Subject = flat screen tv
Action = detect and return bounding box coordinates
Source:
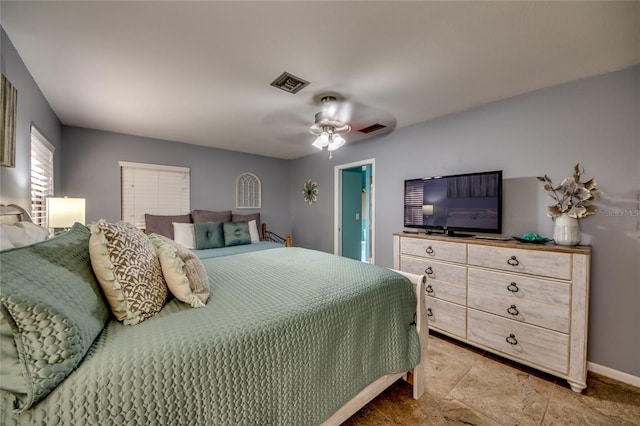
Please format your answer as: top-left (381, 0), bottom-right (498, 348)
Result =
top-left (404, 170), bottom-right (502, 236)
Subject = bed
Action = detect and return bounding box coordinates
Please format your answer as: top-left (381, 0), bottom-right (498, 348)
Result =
top-left (0, 205), bottom-right (427, 425)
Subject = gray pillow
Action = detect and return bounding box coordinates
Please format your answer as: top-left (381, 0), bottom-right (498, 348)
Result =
top-left (145, 213), bottom-right (192, 239)
top-left (232, 213), bottom-right (261, 240)
top-left (192, 209), bottom-right (232, 223)
top-left (0, 223), bottom-right (110, 411)
top-left (223, 221), bottom-right (251, 247)
top-left (194, 222), bottom-right (225, 249)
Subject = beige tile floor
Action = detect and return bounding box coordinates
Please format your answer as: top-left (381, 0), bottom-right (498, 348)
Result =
top-left (343, 332), bottom-right (640, 425)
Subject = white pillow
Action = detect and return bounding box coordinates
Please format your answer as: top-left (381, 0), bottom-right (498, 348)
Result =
top-left (172, 222), bottom-right (195, 249)
top-left (248, 220), bottom-right (260, 244)
top-left (0, 222), bottom-right (49, 250)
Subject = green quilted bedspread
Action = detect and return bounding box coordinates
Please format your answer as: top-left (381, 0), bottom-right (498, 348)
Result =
top-left (2, 247), bottom-right (420, 425)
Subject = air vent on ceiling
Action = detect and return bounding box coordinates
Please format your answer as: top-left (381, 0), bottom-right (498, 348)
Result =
top-left (270, 72), bottom-right (310, 94)
top-left (358, 123), bottom-right (387, 134)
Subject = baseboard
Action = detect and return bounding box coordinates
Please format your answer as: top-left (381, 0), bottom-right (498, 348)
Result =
top-left (588, 362), bottom-right (640, 388)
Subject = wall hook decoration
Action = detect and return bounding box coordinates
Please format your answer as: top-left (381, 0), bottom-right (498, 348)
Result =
top-left (302, 180), bottom-right (318, 205)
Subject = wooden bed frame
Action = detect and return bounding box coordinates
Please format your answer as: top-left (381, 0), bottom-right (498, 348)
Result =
top-left (1, 204), bottom-right (426, 424)
top-left (0, 204), bottom-right (33, 225)
top-left (261, 223), bottom-right (292, 247)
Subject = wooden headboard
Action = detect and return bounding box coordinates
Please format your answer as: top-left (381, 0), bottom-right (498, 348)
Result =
top-left (0, 204), bottom-right (33, 225)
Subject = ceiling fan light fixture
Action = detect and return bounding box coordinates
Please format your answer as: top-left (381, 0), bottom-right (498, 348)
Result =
top-left (308, 96), bottom-right (352, 156)
top-left (328, 134), bottom-right (345, 151)
top-left (312, 137), bottom-right (325, 150)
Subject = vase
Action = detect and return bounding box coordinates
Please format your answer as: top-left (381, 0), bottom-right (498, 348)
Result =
top-left (553, 213), bottom-right (581, 246)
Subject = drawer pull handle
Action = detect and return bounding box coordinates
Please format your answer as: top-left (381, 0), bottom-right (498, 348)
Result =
top-left (507, 256), bottom-right (520, 266)
top-left (425, 246), bottom-right (435, 255)
top-left (424, 267), bottom-right (435, 277)
top-left (507, 305), bottom-right (519, 316)
top-left (426, 308), bottom-right (434, 318)
top-left (506, 334), bottom-right (518, 345)
top-left (426, 284), bottom-right (434, 294)
top-left (507, 282), bottom-right (519, 293)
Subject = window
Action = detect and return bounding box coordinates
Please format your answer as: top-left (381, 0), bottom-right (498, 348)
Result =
top-left (120, 161), bottom-right (190, 228)
top-left (236, 172), bottom-right (261, 209)
top-left (30, 126), bottom-right (55, 226)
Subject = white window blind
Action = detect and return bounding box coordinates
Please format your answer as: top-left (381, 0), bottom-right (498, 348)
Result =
top-left (120, 161), bottom-right (190, 228)
top-left (404, 179), bottom-right (424, 226)
top-left (236, 172), bottom-right (261, 209)
top-left (30, 126), bottom-right (55, 226)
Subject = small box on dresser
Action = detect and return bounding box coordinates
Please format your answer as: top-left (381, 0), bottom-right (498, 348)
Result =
top-left (393, 232), bottom-right (591, 392)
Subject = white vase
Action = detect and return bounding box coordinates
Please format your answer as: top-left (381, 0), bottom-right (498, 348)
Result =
top-left (553, 213), bottom-right (581, 246)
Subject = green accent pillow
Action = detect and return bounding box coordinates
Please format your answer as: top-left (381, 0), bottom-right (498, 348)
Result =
top-left (193, 222), bottom-right (225, 249)
top-left (223, 221), bottom-right (251, 247)
top-left (0, 223), bottom-right (110, 411)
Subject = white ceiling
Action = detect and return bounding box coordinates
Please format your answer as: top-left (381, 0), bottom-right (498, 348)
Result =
top-left (1, 1), bottom-right (638, 160)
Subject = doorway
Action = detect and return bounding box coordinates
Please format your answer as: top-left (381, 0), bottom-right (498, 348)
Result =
top-left (334, 159), bottom-right (374, 263)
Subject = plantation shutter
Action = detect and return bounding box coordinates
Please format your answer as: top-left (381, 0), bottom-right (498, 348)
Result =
top-left (120, 161), bottom-right (190, 228)
top-left (30, 126), bottom-right (55, 226)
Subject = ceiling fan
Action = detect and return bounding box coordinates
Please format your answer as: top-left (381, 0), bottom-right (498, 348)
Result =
top-left (308, 95), bottom-right (352, 157)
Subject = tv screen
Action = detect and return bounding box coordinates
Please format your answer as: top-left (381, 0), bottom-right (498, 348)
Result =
top-left (404, 170), bottom-right (502, 235)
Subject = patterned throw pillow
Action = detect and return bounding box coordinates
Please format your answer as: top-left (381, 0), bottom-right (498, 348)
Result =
top-left (223, 221), bottom-right (251, 247)
top-left (89, 220), bottom-right (168, 325)
top-left (148, 234), bottom-right (210, 307)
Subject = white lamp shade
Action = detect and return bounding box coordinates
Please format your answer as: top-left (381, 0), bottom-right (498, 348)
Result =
top-left (312, 137), bottom-right (325, 150)
top-left (328, 134), bottom-right (345, 151)
top-left (46, 197), bottom-right (86, 228)
top-left (422, 204), bottom-right (434, 215)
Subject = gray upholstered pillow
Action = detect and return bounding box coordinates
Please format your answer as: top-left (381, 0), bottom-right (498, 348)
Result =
top-left (89, 220), bottom-right (168, 325)
top-left (192, 209), bottom-right (232, 223)
top-left (148, 234), bottom-right (210, 307)
top-left (223, 221), bottom-right (251, 247)
top-left (0, 223), bottom-right (110, 411)
top-left (144, 213), bottom-right (192, 239)
top-left (193, 222), bottom-right (225, 249)
top-left (232, 213), bottom-right (261, 239)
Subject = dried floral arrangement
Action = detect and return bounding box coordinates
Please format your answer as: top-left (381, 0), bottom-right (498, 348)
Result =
top-left (537, 164), bottom-right (600, 219)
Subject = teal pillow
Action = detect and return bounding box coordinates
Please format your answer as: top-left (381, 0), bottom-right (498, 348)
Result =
top-left (194, 222), bottom-right (225, 249)
top-left (0, 223), bottom-right (110, 411)
top-left (223, 221), bottom-right (251, 247)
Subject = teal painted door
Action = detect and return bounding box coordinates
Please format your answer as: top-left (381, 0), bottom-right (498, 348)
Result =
top-left (341, 168), bottom-right (363, 260)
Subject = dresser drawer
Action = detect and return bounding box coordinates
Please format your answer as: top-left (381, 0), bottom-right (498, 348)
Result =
top-left (425, 280), bottom-right (466, 305)
top-left (468, 289), bottom-right (569, 333)
top-left (401, 238), bottom-right (466, 263)
top-left (468, 268), bottom-right (570, 307)
top-left (468, 245), bottom-right (571, 280)
top-left (426, 298), bottom-right (466, 338)
top-left (468, 309), bottom-right (569, 374)
top-left (400, 256), bottom-right (467, 286)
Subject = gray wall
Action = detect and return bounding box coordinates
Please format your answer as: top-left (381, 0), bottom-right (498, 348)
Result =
top-left (290, 66), bottom-right (640, 377)
top-left (0, 28), bottom-right (62, 206)
top-left (61, 126), bottom-right (292, 237)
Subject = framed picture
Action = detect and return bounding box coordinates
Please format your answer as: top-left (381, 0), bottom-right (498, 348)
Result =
top-left (1, 74), bottom-right (17, 168)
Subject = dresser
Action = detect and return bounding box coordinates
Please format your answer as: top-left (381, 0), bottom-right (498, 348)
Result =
top-left (393, 233), bottom-right (591, 392)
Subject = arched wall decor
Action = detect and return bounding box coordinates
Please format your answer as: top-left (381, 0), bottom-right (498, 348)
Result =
top-left (236, 172), bottom-right (261, 209)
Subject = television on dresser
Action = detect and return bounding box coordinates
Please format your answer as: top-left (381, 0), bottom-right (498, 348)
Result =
top-left (404, 170), bottom-right (503, 236)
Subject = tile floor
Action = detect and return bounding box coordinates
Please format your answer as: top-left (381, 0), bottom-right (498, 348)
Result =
top-left (343, 332), bottom-right (640, 425)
